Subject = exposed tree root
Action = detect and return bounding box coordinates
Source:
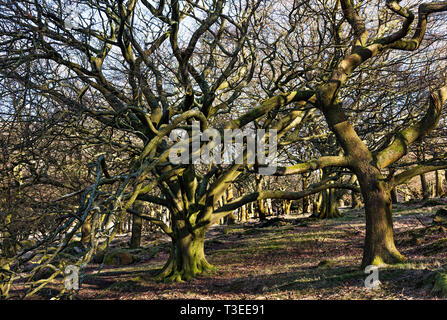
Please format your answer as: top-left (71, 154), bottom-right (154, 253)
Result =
top-left (361, 248), bottom-right (407, 268)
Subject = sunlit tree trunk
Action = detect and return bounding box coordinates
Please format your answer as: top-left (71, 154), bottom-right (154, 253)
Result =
top-left (435, 170), bottom-right (444, 197)
top-left (156, 222), bottom-right (214, 282)
top-left (239, 205), bottom-right (247, 222)
top-left (313, 170), bottom-right (342, 219)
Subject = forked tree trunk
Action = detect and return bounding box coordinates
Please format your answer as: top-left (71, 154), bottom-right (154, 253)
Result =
top-left (266, 199), bottom-right (273, 216)
top-left (155, 224), bottom-right (214, 282)
top-left (359, 175), bottom-right (406, 267)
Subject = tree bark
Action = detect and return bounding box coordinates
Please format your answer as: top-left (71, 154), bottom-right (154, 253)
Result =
top-left (130, 203), bottom-right (143, 249)
top-left (420, 173), bottom-right (430, 200)
top-left (358, 173), bottom-right (406, 267)
top-left (155, 224), bottom-right (214, 282)
top-left (240, 205), bottom-right (247, 222)
top-left (313, 187), bottom-right (342, 219)
top-left (390, 187), bottom-right (398, 204)
top-left (302, 175), bottom-right (311, 214)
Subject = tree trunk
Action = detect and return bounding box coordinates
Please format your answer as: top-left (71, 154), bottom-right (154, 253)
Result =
top-left (359, 175), bottom-right (406, 267)
top-left (249, 202), bottom-right (254, 220)
top-left (266, 198), bottom-right (273, 216)
top-left (256, 175), bottom-right (266, 221)
top-left (0, 213), bottom-right (15, 299)
top-left (420, 173), bottom-right (430, 200)
top-left (435, 170), bottom-right (444, 197)
top-left (130, 210), bottom-right (143, 249)
top-left (155, 224), bottom-right (214, 282)
top-left (313, 187), bottom-right (342, 219)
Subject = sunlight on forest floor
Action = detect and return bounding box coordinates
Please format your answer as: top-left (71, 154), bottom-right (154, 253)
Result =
top-left (16, 201), bottom-right (447, 300)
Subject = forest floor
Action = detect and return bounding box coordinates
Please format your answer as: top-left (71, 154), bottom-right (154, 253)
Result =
top-left (17, 200), bottom-right (447, 300)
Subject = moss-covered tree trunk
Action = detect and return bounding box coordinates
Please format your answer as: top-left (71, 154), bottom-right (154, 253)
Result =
top-left (155, 223), bottom-right (214, 282)
top-left (225, 184), bottom-right (236, 225)
top-left (256, 175), bottom-right (266, 221)
top-left (359, 174), bottom-right (406, 267)
top-left (312, 169), bottom-right (342, 219)
top-left (312, 193), bottom-right (322, 215)
top-left (435, 170), bottom-right (444, 197)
